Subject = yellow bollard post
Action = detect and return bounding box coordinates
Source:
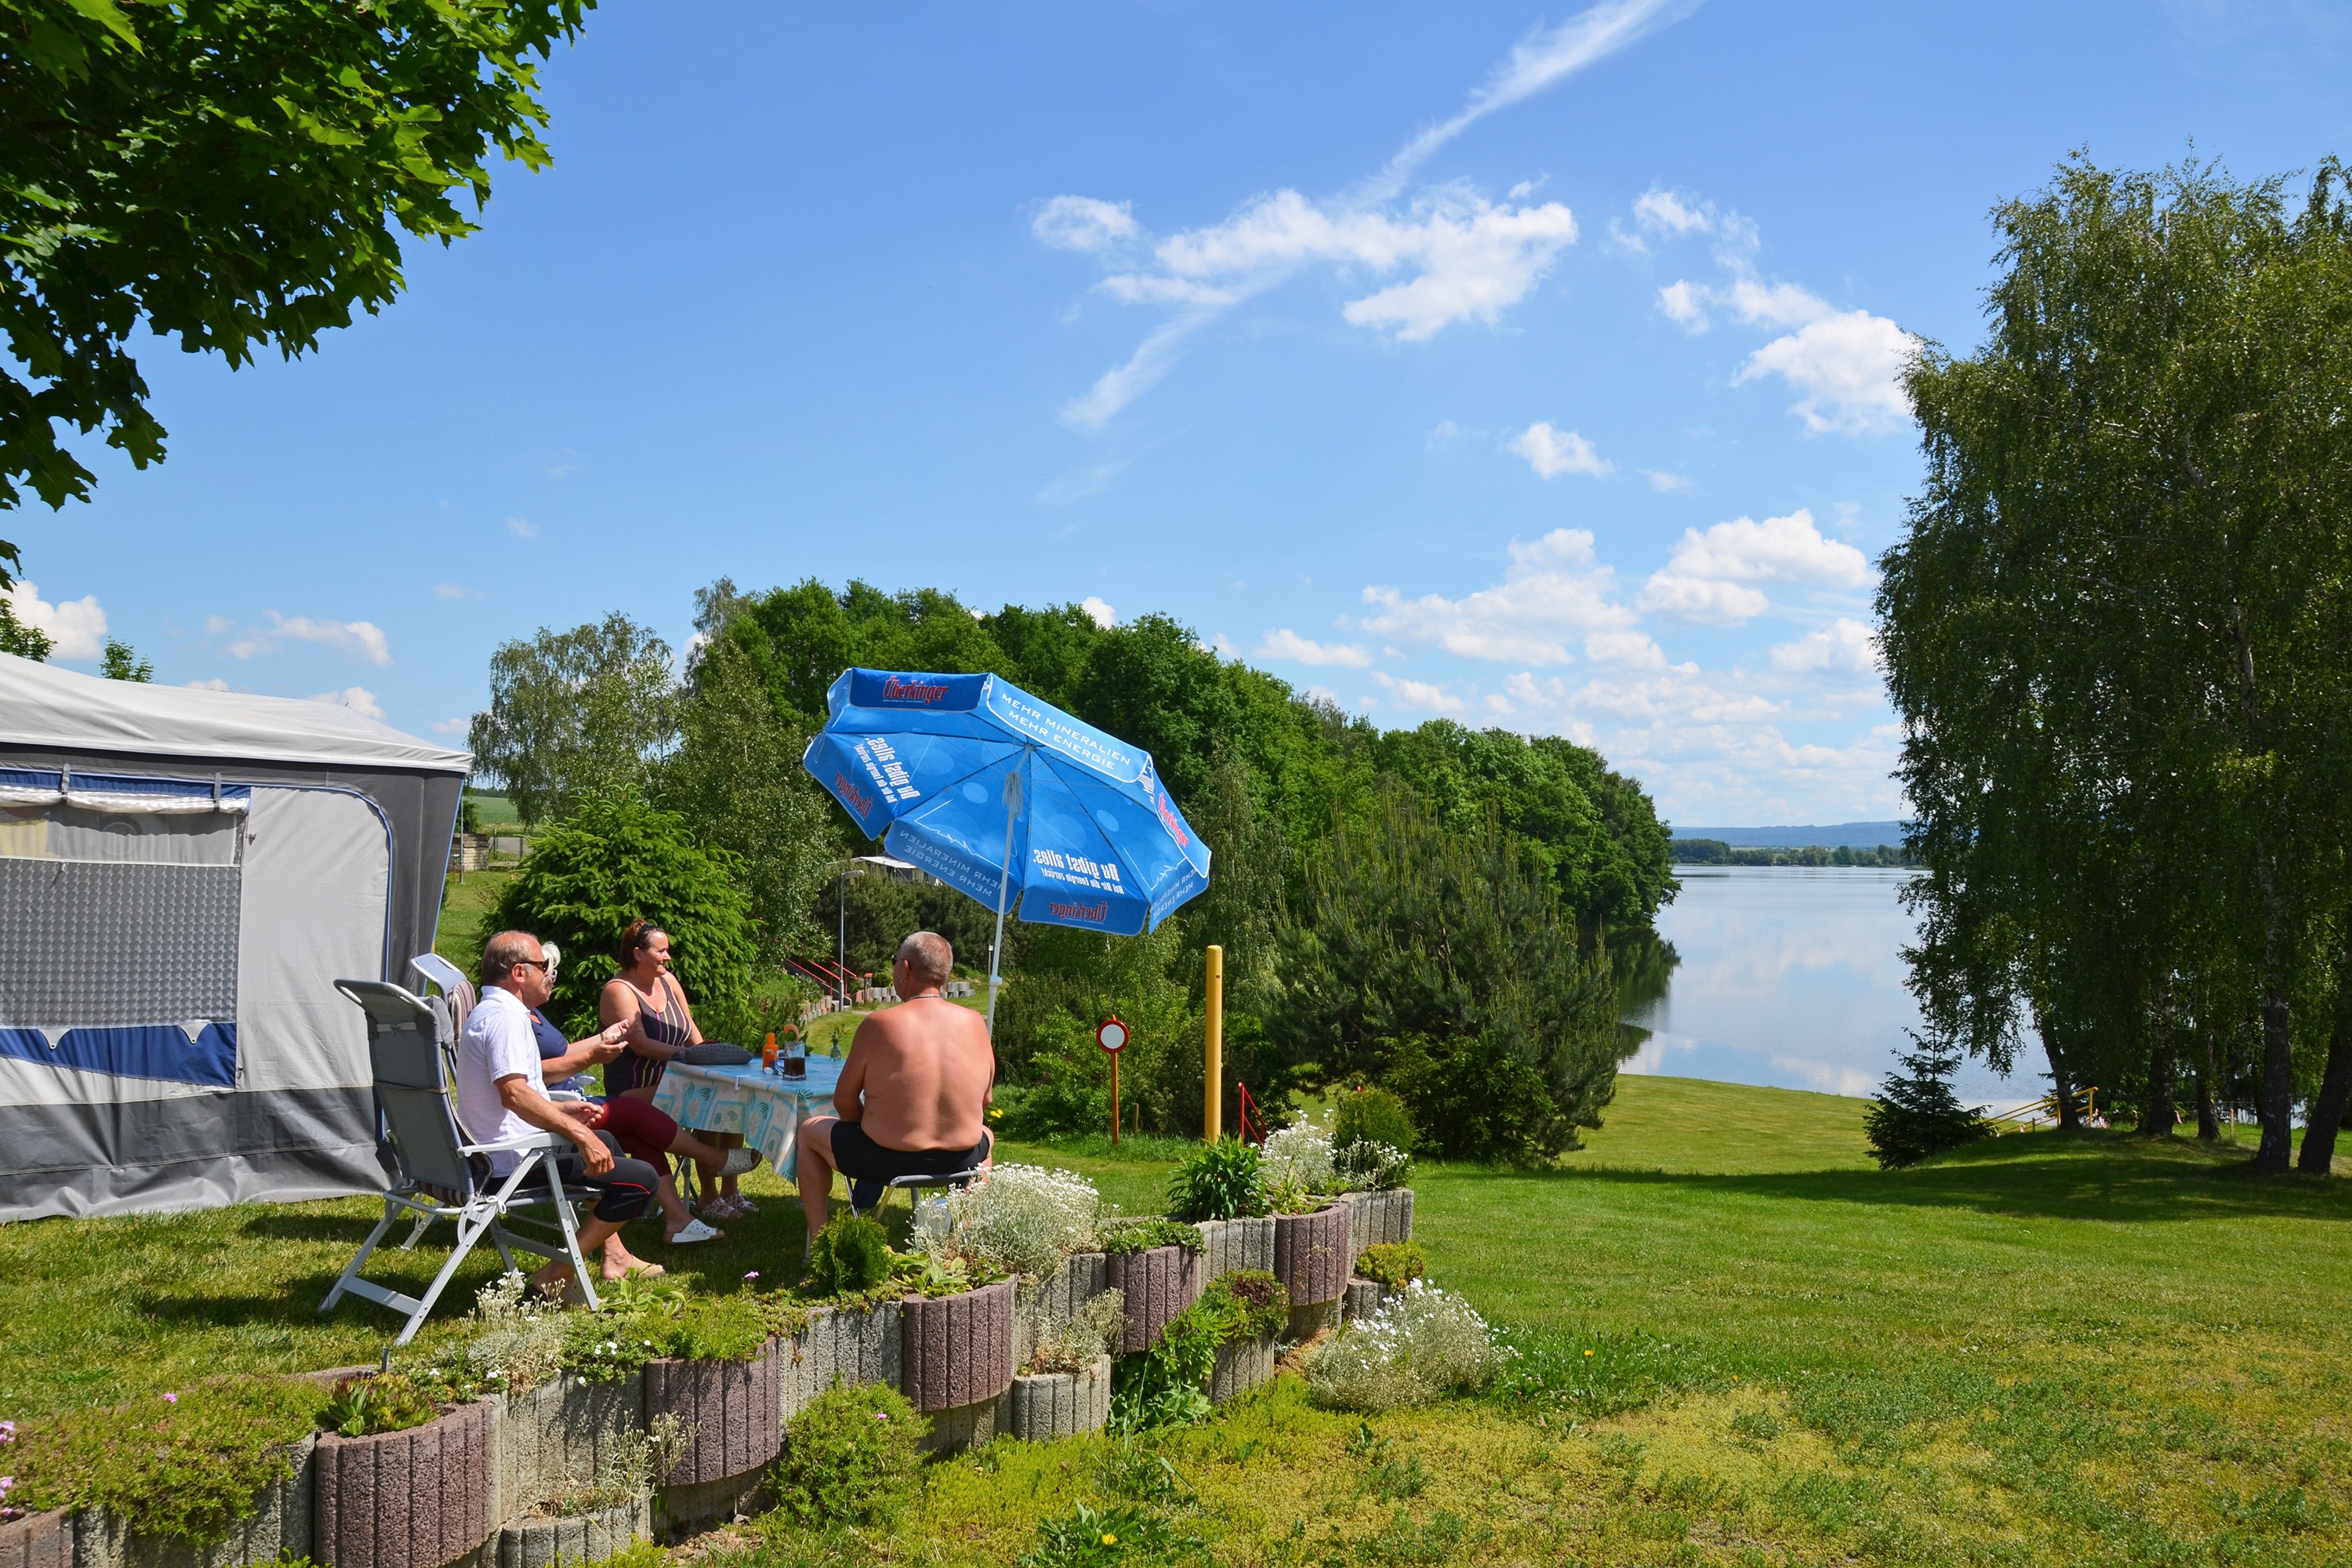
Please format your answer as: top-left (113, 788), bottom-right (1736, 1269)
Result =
top-left (1203, 945), bottom-right (1224, 1142)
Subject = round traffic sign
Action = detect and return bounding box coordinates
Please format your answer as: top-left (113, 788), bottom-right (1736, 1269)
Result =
top-left (1096, 1016), bottom-right (1128, 1054)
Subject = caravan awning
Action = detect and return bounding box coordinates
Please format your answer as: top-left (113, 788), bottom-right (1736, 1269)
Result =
top-left (0, 652), bottom-right (470, 773)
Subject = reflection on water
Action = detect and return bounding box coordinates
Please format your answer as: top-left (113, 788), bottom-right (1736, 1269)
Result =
top-left (1618, 867), bottom-right (2029, 1105)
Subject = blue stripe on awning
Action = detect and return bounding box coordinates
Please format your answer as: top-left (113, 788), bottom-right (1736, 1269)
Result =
top-left (0, 767), bottom-right (252, 804)
top-left (0, 1023), bottom-right (238, 1087)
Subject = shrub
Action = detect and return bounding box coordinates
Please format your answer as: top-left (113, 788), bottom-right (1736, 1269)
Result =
top-left (8, 1377), bottom-right (328, 1543)
top-left (483, 795), bottom-right (757, 1034)
top-left (1305, 1283), bottom-right (1502, 1413)
top-left (322, 1372), bottom-right (437, 1438)
top-left (927, 1163), bottom-right (1102, 1279)
top-left (1334, 1084), bottom-right (1418, 1156)
top-left (1334, 1138), bottom-right (1414, 1192)
top-left (435, 1271), bottom-right (568, 1396)
top-left (1095, 1218), bottom-right (1204, 1255)
top-left (806, 1210), bottom-right (894, 1296)
top-left (1357, 1241), bottom-right (1427, 1289)
top-left (1110, 1306), bottom-right (1219, 1431)
top-left (1202, 1269), bottom-right (1288, 1341)
top-left (1163, 1138), bottom-right (1267, 1221)
top-left (772, 1381), bottom-right (927, 1531)
top-left (1025, 1290), bottom-right (1127, 1375)
top-left (1864, 1043), bottom-right (1991, 1169)
top-left (1258, 1116), bottom-right (1334, 1209)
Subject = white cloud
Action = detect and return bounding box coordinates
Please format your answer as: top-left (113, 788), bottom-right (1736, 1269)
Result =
top-left (433, 583), bottom-right (477, 601)
top-left (183, 677), bottom-right (232, 692)
top-left (2, 580), bottom-right (106, 659)
top-left (1650, 213), bottom-right (1915, 435)
top-left (1642, 469), bottom-right (1695, 493)
top-left (1376, 0), bottom-right (1700, 191)
top-left (1638, 509), bottom-right (1875, 626)
top-left (1358, 528), bottom-right (1637, 665)
top-left (1046, 0), bottom-right (1700, 429)
top-left (1370, 670), bottom-right (1476, 717)
top-left (1082, 596), bottom-right (1116, 629)
top-left (431, 716), bottom-right (473, 736)
top-left (1735, 310), bottom-right (1916, 436)
top-left (310, 686), bottom-right (385, 720)
top-left (1507, 422), bottom-right (1613, 479)
top-left (506, 516), bottom-right (539, 540)
top-left (1767, 618), bottom-right (1881, 678)
top-left (1632, 186), bottom-right (1712, 238)
top-left (216, 611), bottom-right (393, 666)
top-left (1428, 419), bottom-right (1464, 445)
top-left (1033, 196), bottom-right (1139, 252)
top-left (1256, 629), bottom-right (1374, 668)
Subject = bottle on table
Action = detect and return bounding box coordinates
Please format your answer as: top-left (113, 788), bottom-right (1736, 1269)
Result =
top-left (762, 1031), bottom-right (779, 1073)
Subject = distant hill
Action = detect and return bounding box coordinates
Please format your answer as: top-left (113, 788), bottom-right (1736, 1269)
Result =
top-left (1671, 821), bottom-right (1910, 849)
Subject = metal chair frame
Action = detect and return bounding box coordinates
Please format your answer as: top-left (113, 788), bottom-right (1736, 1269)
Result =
top-left (320, 979), bottom-right (602, 1344)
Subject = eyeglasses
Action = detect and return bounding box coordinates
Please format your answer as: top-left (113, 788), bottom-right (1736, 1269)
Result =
top-left (511, 959), bottom-right (549, 974)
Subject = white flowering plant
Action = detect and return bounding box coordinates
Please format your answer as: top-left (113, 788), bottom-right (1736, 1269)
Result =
top-left (1259, 1116), bottom-right (1337, 1200)
top-left (1304, 1282), bottom-right (1504, 1412)
top-left (920, 1163), bottom-right (1103, 1279)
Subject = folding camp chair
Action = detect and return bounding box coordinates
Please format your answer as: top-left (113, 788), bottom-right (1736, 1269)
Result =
top-left (850, 1167), bottom-right (986, 1218)
top-left (320, 979), bottom-right (601, 1344)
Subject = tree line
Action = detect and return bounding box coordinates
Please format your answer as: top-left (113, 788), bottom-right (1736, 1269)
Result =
top-left (1668, 841), bottom-right (1915, 868)
top-left (1880, 154), bottom-right (2352, 1173)
top-left (467, 578), bottom-right (1678, 1162)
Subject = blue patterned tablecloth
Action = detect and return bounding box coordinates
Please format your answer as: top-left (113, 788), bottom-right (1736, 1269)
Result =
top-left (648, 1055), bottom-right (846, 1178)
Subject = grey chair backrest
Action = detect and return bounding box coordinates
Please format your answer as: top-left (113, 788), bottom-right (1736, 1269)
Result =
top-left (337, 979), bottom-right (480, 1204)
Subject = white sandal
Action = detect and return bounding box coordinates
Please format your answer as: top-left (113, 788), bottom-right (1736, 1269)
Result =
top-left (667, 1217), bottom-right (722, 1244)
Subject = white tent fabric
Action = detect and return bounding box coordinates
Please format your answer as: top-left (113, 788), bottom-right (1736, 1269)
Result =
top-left (0, 652), bottom-right (470, 1219)
top-left (0, 652), bottom-right (469, 771)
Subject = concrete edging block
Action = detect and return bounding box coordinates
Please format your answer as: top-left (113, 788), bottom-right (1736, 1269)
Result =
top-left (314, 1406), bottom-right (494, 1568)
top-left (1006, 1357), bottom-right (1112, 1443)
top-left (1273, 1204), bottom-right (1352, 1307)
top-left (642, 1341), bottom-right (783, 1486)
top-left (492, 1497), bottom-right (649, 1568)
top-left (1208, 1336), bottom-right (1276, 1404)
top-left (1105, 1246), bottom-right (1200, 1354)
top-left (1194, 1218), bottom-right (1274, 1280)
top-left (900, 1282), bottom-right (1016, 1414)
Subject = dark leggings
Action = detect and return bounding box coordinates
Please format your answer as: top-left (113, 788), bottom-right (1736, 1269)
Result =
top-left (535, 1131), bottom-right (657, 1224)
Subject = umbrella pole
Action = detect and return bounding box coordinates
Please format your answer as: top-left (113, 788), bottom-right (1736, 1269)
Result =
top-left (986, 786), bottom-right (1015, 1036)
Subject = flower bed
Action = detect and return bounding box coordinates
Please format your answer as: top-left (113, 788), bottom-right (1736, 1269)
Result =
top-left (642, 1338), bottom-right (783, 1486)
top-left (1195, 1216), bottom-right (1273, 1279)
top-left (493, 1494), bottom-right (650, 1568)
top-left (0, 1508), bottom-right (68, 1568)
top-left (1105, 1245), bottom-right (1201, 1354)
top-left (899, 1280), bottom-right (1016, 1413)
top-left (315, 1406), bottom-right (493, 1568)
top-left (1007, 1357), bottom-right (1112, 1442)
top-left (1272, 1203), bottom-right (1352, 1307)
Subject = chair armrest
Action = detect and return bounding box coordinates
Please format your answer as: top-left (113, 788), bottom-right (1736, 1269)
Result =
top-left (460, 1130), bottom-right (569, 1156)
top-left (547, 1090), bottom-right (586, 1103)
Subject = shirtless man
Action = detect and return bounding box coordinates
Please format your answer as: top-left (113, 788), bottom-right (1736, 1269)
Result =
top-left (796, 931), bottom-right (994, 1255)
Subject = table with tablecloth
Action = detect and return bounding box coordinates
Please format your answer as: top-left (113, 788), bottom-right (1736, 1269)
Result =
top-left (647, 1055), bottom-right (846, 1179)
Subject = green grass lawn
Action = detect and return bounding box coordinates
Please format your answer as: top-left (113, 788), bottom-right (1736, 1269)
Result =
top-left (5, 1069), bottom-right (2347, 1566)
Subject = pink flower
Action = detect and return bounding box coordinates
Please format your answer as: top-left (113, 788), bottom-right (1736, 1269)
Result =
top-left (0, 1421), bottom-right (14, 1443)
top-left (872, 1411), bottom-right (888, 1421)
top-left (162, 1393), bottom-right (178, 1404)
top-left (743, 1271), bottom-right (759, 1282)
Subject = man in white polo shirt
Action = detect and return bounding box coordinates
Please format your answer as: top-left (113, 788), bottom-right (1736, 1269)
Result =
top-left (459, 928), bottom-right (664, 1291)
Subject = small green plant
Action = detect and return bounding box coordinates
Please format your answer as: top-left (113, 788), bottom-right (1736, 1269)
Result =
top-left (1201, 1270), bottom-right (1288, 1341)
top-left (7, 1379), bottom-right (328, 1544)
top-left (1730, 1409), bottom-right (1784, 1445)
top-left (322, 1371), bottom-right (437, 1437)
top-left (1095, 1218), bottom-right (1205, 1255)
top-left (1367, 1450), bottom-right (1431, 1502)
top-left (1026, 1290), bottom-right (1127, 1376)
top-left (805, 1210), bottom-right (894, 1296)
top-left (1357, 1242), bottom-right (1426, 1290)
top-left (1163, 1137), bottom-right (1267, 1221)
top-left (1334, 1084), bottom-right (1418, 1156)
top-left (1016, 1500), bottom-right (1185, 1567)
top-left (1085, 1431), bottom-right (1193, 1504)
top-left (771, 1379), bottom-right (927, 1531)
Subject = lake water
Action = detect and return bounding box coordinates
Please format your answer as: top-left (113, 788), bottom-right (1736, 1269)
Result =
top-left (1619, 866), bottom-right (2033, 1108)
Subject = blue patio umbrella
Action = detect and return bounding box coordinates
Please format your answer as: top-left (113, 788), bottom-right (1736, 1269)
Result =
top-left (800, 668), bottom-right (1212, 1028)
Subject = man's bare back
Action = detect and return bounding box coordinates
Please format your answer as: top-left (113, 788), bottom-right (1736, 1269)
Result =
top-left (837, 995), bottom-right (994, 1151)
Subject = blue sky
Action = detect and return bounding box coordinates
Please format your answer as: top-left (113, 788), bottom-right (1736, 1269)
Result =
top-left (11, 0), bottom-right (2349, 826)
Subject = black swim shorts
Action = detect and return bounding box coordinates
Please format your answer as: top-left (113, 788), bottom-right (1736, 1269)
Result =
top-left (827, 1120), bottom-right (991, 1181)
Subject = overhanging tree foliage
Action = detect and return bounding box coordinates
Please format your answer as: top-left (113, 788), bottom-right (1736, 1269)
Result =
top-left (1882, 154), bottom-right (2352, 1171)
top-left (0, 0), bottom-right (593, 575)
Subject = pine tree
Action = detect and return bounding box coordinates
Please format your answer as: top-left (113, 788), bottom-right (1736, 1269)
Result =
top-left (1864, 1040), bottom-right (1989, 1169)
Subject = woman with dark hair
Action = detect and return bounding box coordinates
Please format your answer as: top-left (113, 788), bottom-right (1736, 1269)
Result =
top-left (533, 942), bottom-right (738, 1244)
top-left (600, 920), bottom-right (759, 1220)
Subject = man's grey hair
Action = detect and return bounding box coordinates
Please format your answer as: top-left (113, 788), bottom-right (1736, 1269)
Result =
top-left (896, 931), bottom-right (953, 989)
top-left (482, 929), bottom-right (542, 985)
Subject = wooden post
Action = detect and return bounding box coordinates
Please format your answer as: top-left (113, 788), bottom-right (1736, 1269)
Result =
top-left (1204, 945), bottom-right (1224, 1142)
